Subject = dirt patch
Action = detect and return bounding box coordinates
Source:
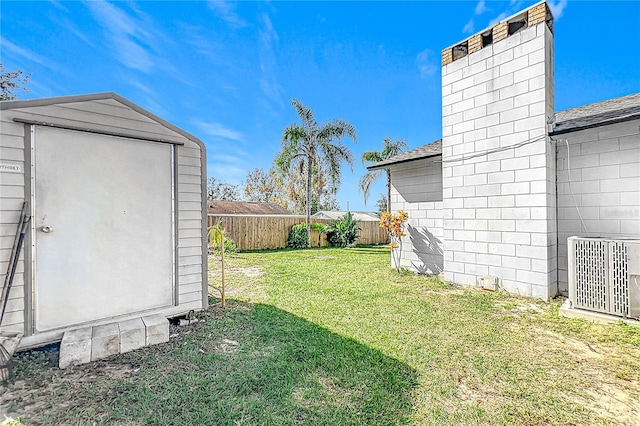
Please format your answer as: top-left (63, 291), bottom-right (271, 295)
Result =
top-left (454, 379), bottom-right (509, 411)
top-left (227, 267), bottom-right (263, 278)
top-left (579, 381), bottom-right (640, 425)
top-left (209, 265), bottom-right (267, 302)
top-left (218, 338), bottom-right (240, 353)
top-left (1, 361), bottom-right (136, 419)
top-left (0, 310), bottom-right (225, 421)
top-left (526, 326), bottom-right (640, 425)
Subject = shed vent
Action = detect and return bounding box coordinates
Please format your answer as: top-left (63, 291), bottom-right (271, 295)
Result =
top-left (568, 236), bottom-right (640, 319)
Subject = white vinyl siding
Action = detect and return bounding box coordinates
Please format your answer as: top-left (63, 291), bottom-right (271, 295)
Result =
top-left (0, 96), bottom-right (206, 343)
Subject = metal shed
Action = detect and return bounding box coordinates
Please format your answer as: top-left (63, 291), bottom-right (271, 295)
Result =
top-left (0, 93), bottom-right (208, 350)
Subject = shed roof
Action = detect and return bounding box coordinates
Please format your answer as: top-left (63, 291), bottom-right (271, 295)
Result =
top-left (207, 200), bottom-right (293, 215)
top-left (549, 92), bottom-right (640, 135)
top-left (0, 92), bottom-right (205, 149)
top-left (367, 140), bottom-right (442, 171)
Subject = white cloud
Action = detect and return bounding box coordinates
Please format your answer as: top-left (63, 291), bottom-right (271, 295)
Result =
top-left (489, 12), bottom-right (509, 27)
top-left (475, 0), bottom-right (488, 15)
top-left (461, 0), bottom-right (490, 34)
top-left (127, 79), bottom-right (161, 99)
top-left (196, 121), bottom-right (245, 142)
top-left (258, 13), bottom-right (284, 109)
top-left (59, 17), bottom-right (95, 47)
top-left (207, 0), bottom-right (247, 28)
top-left (48, 0), bottom-right (67, 11)
top-left (85, 1), bottom-right (153, 72)
top-left (0, 37), bottom-right (69, 75)
top-left (462, 19), bottom-right (475, 34)
top-left (216, 153), bottom-right (247, 165)
top-left (207, 162), bottom-right (246, 184)
top-left (548, 0), bottom-right (568, 20)
top-left (84, 0), bottom-right (178, 75)
top-left (416, 49), bottom-right (437, 78)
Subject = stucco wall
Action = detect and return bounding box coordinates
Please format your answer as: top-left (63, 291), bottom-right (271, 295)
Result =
top-left (555, 120), bottom-right (640, 294)
top-left (389, 156), bottom-right (443, 274)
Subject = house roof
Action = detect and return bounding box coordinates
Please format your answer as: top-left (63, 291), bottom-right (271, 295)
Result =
top-left (549, 92), bottom-right (640, 135)
top-left (367, 139), bottom-right (442, 171)
top-left (311, 211), bottom-right (380, 221)
top-left (207, 200), bottom-right (293, 215)
top-left (368, 93), bottom-right (639, 170)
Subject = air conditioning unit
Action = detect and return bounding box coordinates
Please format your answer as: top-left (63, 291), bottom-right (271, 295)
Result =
top-left (568, 236), bottom-right (640, 319)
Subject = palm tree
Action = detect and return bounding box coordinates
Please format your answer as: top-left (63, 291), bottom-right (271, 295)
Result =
top-left (276, 99), bottom-right (357, 247)
top-left (359, 137), bottom-right (407, 211)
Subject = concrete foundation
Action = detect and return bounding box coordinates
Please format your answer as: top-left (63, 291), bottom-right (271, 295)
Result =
top-left (91, 323), bottom-right (120, 361)
top-left (59, 327), bottom-right (92, 369)
top-left (59, 315), bottom-right (170, 369)
top-left (143, 315), bottom-right (170, 345)
top-left (559, 299), bottom-right (640, 326)
top-left (119, 318), bottom-right (146, 353)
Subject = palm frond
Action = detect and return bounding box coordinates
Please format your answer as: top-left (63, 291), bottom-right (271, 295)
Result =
top-left (358, 137), bottom-right (407, 206)
top-left (291, 99), bottom-right (317, 133)
top-left (361, 151), bottom-right (384, 165)
top-left (358, 170), bottom-right (383, 205)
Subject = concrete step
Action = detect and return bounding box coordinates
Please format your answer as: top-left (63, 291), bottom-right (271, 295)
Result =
top-left (59, 314), bottom-right (169, 369)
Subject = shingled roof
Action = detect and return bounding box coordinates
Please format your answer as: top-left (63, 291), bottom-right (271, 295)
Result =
top-left (550, 92), bottom-right (640, 135)
top-left (207, 200), bottom-right (293, 215)
top-left (367, 139), bottom-right (442, 170)
top-left (368, 93), bottom-right (639, 170)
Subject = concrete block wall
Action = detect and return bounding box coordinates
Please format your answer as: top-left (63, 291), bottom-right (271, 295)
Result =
top-left (555, 121), bottom-right (640, 294)
top-left (389, 156), bottom-right (443, 273)
top-left (441, 19), bottom-right (558, 299)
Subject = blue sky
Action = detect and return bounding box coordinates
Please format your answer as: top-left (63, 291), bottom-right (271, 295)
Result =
top-left (2, 0), bottom-right (639, 211)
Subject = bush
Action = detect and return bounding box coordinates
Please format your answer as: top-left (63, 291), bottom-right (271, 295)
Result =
top-left (209, 237), bottom-right (238, 254)
top-left (288, 223), bottom-right (331, 248)
top-left (326, 212), bottom-right (360, 247)
top-left (288, 223), bottom-right (309, 248)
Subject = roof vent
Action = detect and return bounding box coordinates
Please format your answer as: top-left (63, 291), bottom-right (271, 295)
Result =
top-left (508, 13), bottom-right (528, 35)
top-left (452, 41), bottom-right (468, 61)
top-left (481, 31), bottom-right (493, 47)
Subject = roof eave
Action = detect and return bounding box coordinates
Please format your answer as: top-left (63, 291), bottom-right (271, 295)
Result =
top-left (367, 152), bottom-right (442, 171)
top-left (0, 92), bottom-right (206, 151)
top-left (549, 113), bottom-right (640, 136)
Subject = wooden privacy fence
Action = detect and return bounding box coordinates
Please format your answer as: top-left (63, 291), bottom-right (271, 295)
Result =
top-left (207, 214), bottom-right (388, 251)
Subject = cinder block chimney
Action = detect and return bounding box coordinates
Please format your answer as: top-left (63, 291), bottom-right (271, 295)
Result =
top-left (440, 1), bottom-right (557, 299)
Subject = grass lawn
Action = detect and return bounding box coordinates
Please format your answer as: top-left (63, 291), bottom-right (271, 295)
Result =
top-left (2, 246), bottom-right (640, 425)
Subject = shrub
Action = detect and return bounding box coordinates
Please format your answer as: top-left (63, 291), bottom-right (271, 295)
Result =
top-left (326, 212), bottom-right (360, 247)
top-left (288, 223), bottom-right (309, 248)
top-left (380, 210), bottom-right (408, 273)
top-left (210, 238), bottom-right (237, 254)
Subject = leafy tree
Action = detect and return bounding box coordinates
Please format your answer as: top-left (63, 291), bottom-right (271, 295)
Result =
top-left (277, 162), bottom-right (339, 215)
top-left (0, 64), bottom-right (30, 100)
top-left (359, 137), bottom-right (407, 211)
top-left (243, 167), bottom-right (291, 209)
top-left (317, 190), bottom-right (340, 212)
top-left (207, 177), bottom-right (241, 201)
top-left (276, 99), bottom-right (357, 246)
top-left (375, 193), bottom-right (388, 213)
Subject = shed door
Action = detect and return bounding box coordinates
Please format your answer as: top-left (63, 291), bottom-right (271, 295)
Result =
top-left (34, 127), bottom-right (174, 332)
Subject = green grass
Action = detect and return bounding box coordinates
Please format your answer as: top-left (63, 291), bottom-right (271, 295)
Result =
top-left (2, 246), bottom-right (640, 425)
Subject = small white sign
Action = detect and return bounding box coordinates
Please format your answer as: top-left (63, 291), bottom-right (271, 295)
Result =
top-left (0, 163), bottom-right (22, 173)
